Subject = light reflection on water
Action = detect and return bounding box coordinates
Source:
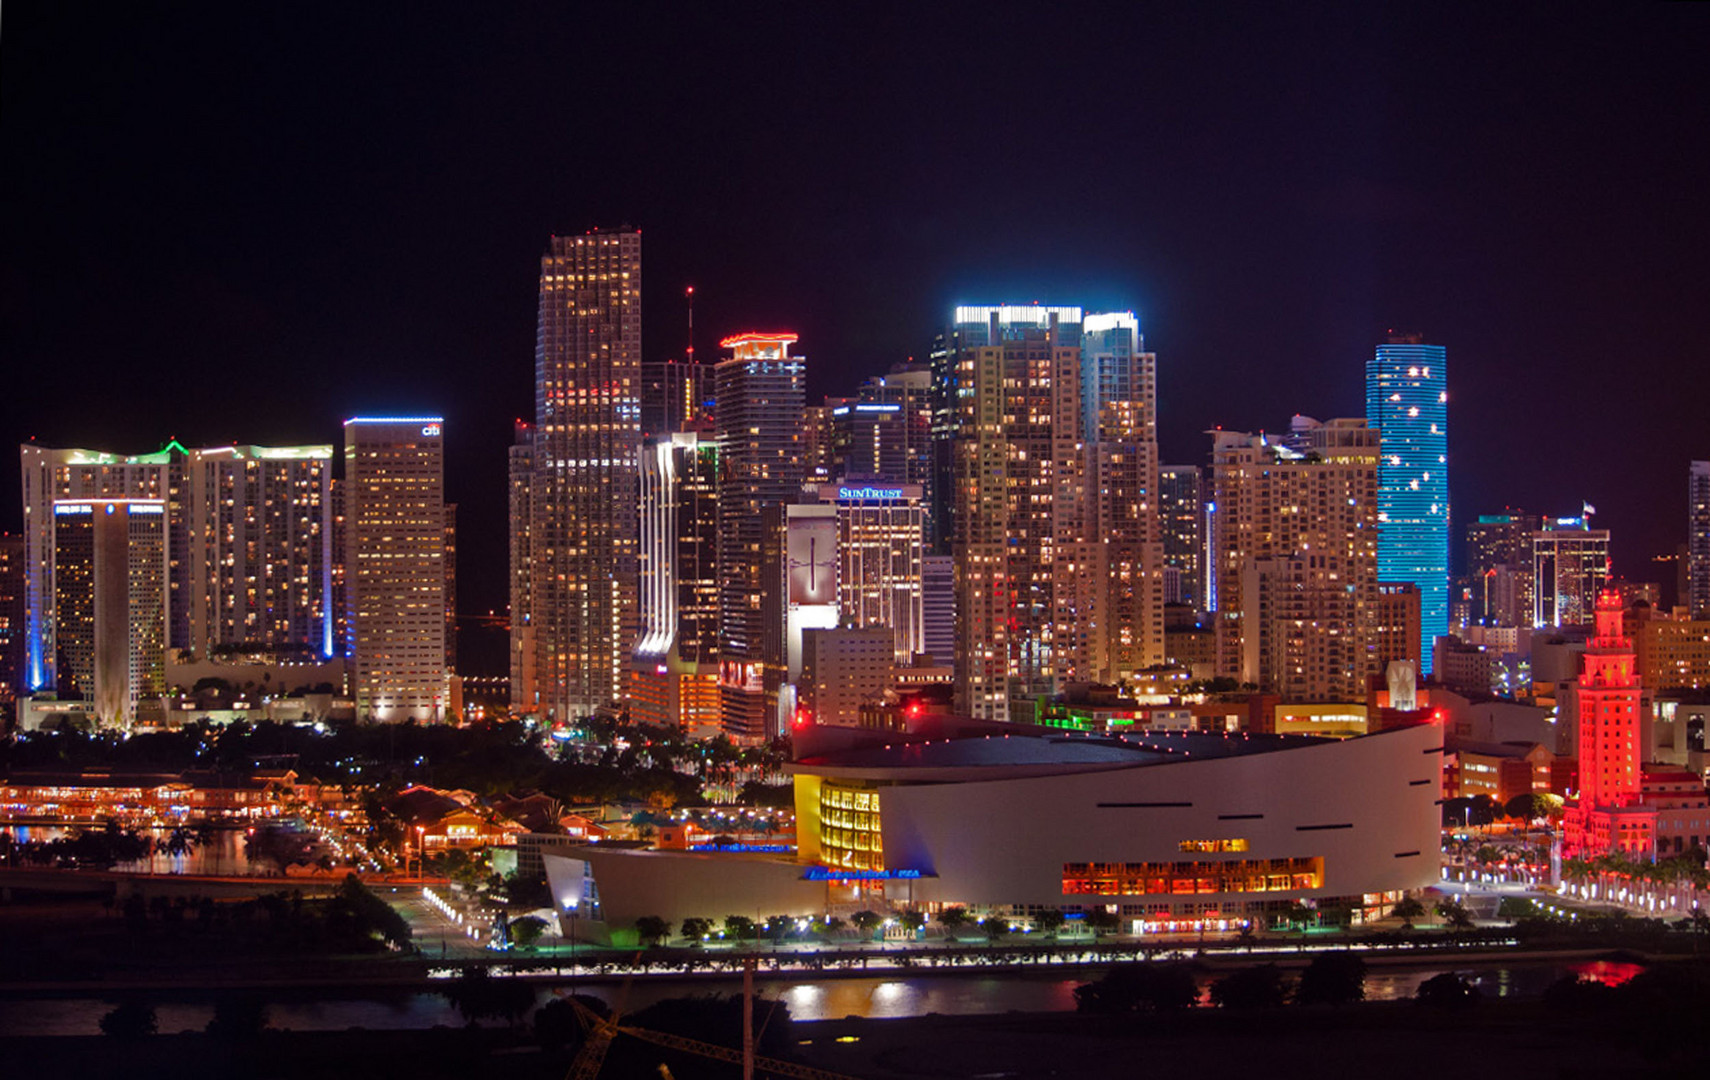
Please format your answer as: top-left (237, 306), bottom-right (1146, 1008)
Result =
top-left (0, 962), bottom-right (1591, 1036)
top-left (2, 824), bottom-right (260, 877)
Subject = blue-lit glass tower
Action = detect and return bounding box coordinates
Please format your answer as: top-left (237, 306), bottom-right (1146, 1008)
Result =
top-left (1367, 335), bottom-right (1448, 675)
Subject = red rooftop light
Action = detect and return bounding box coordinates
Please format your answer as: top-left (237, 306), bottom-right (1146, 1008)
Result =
top-left (720, 331), bottom-right (799, 348)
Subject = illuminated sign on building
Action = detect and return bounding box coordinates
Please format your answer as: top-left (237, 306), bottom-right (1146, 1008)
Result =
top-left (801, 867), bottom-right (926, 881)
top-left (835, 485), bottom-right (918, 502)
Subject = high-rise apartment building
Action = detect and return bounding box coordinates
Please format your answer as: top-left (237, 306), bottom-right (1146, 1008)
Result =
top-left (802, 402), bottom-right (839, 487)
top-left (1210, 418), bottom-right (1380, 700)
top-left (950, 306), bottom-right (1086, 721)
top-left (19, 445), bottom-right (169, 693)
top-left (527, 228), bottom-right (642, 721)
top-left (444, 503), bottom-right (458, 675)
top-left (947, 306), bottom-right (1160, 720)
top-left (330, 477), bottom-right (348, 657)
top-left (22, 441), bottom-right (339, 691)
top-left (163, 445), bottom-right (191, 651)
top-left (927, 330), bottom-right (957, 559)
top-left (181, 444), bottom-right (333, 657)
top-left (1159, 466), bottom-right (1204, 609)
top-left (1373, 581), bottom-right (1423, 675)
top-left (957, 307), bottom-right (1163, 716)
top-left (51, 499), bottom-right (168, 726)
top-left (1690, 461), bottom-right (1710, 620)
top-left (1084, 313), bottom-right (1164, 683)
top-left (0, 534), bottom-right (21, 706)
top-left (508, 421), bottom-right (537, 713)
top-left (343, 417), bottom-right (447, 722)
top-left (1466, 511), bottom-right (1537, 627)
top-left (1367, 334), bottom-right (1449, 674)
top-left (921, 553), bottom-right (954, 667)
top-left (1533, 515), bottom-right (1610, 628)
top-left (716, 332), bottom-right (807, 740)
top-left (631, 431), bottom-right (722, 735)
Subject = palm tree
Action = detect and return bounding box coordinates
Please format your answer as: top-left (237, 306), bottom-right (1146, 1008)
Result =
top-left (195, 823), bottom-right (223, 876)
top-left (1435, 898), bottom-right (1473, 931)
top-left (851, 909), bottom-right (885, 941)
top-left (1391, 896), bottom-right (1426, 929)
top-left (1034, 909), bottom-right (1067, 938)
top-left (937, 906), bottom-right (972, 936)
top-left (164, 826), bottom-right (196, 873)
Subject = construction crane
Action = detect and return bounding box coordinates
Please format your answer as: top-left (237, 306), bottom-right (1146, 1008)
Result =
top-left (564, 958), bottom-right (857, 1080)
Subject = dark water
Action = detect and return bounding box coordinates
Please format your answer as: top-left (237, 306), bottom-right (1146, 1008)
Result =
top-left (0, 959), bottom-right (1640, 1036)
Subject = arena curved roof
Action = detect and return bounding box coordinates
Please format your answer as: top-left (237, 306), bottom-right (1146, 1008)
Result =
top-left (788, 729), bottom-right (1337, 783)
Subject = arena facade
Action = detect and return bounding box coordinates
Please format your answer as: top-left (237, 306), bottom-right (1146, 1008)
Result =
top-left (547, 721), bottom-right (1444, 937)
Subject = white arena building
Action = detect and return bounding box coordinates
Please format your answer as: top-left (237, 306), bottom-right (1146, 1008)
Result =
top-left (545, 721), bottom-right (1444, 938)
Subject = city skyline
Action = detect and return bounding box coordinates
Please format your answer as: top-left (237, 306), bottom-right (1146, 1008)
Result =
top-left (5, 5), bottom-right (1709, 619)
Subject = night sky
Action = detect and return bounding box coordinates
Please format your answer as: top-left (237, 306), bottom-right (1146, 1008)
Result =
top-left (4, 3), bottom-right (1708, 617)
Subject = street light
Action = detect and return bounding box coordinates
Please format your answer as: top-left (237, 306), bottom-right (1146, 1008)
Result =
top-left (414, 826), bottom-right (425, 882)
top-left (565, 897), bottom-right (579, 983)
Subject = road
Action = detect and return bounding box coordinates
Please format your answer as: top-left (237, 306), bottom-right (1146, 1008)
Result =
top-left (382, 885), bottom-right (491, 963)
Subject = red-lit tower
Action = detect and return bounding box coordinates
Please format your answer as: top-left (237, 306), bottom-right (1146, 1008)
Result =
top-left (1561, 589), bottom-right (1654, 859)
top-left (1575, 591), bottom-right (1641, 809)
top-left (1558, 591), bottom-right (1710, 869)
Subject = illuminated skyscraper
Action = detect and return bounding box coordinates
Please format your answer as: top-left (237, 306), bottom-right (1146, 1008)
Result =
top-left (802, 400), bottom-right (840, 486)
top-left (1210, 418), bottom-right (1380, 700)
top-left (181, 444), bottom-right (333, 657)
top-left (343, 417), bottom-right (447, 722)
top-left (818, 482), bottom-right (926, 663)
top-left (528, 229), bottom-right (642, 720)
top-left (19, 445), bottom-right (169, 692)
top-left (631, 431), bottom-right (722, 736)
top-left (948, 306), bottom-right (1160, 720)
top-left (640, 286), bottom-right (707, 443)
top-left (1366, 334), bottom-right (1449, 674)
top-left (1159, 466), bottom-right (1204, 609)
top-left (0, 533), bottom-right (21, 704)
top-left (444, 503), bottom-right (458, 676)
top-left (950, 306), bottom-right (1084, 721)
top-left (508, 421), bottom-right (537, 713)
top-left (1532, 514), bottom-right (1610, 628)
top-left (920, 554), bottom-right (955, 667)
top-left (715, 332), bottom-right (806, 740)
top-left (1690, 461), bottom-right (1710, 620)
top-left (927, 330), bottom-right (957, 557)
top-left (51, 498), bottom-right (168, 727)
top-left (1465, 511), bottom-right (1538, 626)
top-left (1084, 313), bottom-right (1163, 679)
top-left (828, 364), bottom-right (935, 535)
